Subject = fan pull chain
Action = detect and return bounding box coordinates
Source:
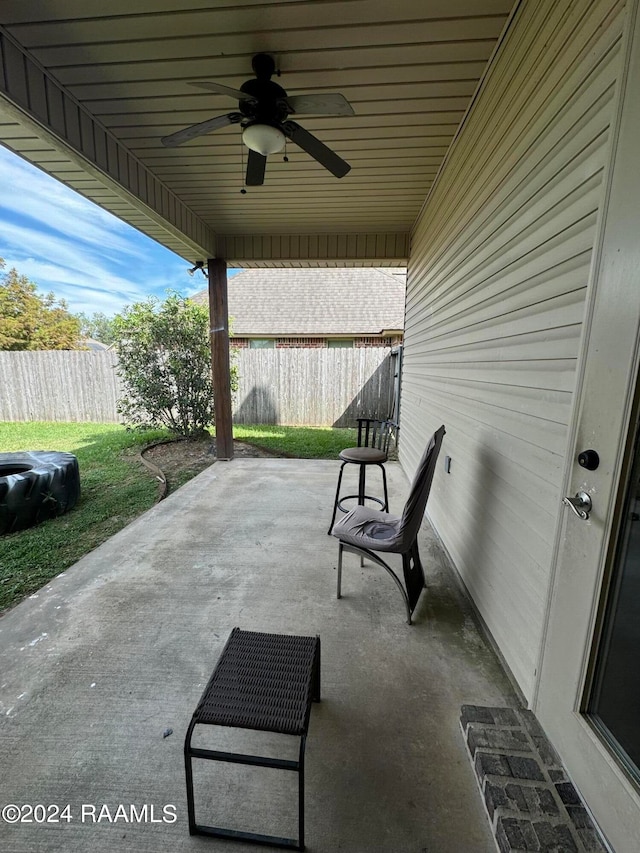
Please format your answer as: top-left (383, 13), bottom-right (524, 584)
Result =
top-left (240, 134), bottom-right (247, 194)
top-left (283, 138), bottom-right (289, 163)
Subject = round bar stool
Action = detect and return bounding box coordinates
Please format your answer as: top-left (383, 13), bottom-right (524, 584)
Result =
top-left (327, 418), bottom-right (395, 534)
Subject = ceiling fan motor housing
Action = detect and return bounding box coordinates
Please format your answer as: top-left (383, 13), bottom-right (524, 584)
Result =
top-left (239, 77), bottom-right (290, 127)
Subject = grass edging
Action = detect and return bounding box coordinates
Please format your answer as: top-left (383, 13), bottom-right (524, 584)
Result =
top-left (138, 437), bottom-right (186, 501)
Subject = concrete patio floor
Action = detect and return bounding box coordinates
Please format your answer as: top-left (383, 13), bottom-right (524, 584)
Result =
top-left (0, 458), bottom-right (519, 853)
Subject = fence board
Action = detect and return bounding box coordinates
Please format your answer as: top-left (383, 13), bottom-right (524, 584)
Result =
top-left (0, 348), bottom-right (395, 427)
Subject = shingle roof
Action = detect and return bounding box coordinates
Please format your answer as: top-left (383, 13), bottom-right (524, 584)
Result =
top-left (192, 268), bottom-right (405, 336)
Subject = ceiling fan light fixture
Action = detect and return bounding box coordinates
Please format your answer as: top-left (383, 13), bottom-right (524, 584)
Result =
top-left (242, 123), bottom-right (286, 155)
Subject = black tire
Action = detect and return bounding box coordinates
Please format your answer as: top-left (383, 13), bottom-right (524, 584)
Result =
top-left (0, 451), bottom-right (81, 535)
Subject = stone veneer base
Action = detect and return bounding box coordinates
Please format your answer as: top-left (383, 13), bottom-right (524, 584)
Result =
top-left (460, 705), bottom-right (609, 853)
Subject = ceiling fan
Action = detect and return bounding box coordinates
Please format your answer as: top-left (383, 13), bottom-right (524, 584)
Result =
top-left (161, 53), bottom-right (354, 186)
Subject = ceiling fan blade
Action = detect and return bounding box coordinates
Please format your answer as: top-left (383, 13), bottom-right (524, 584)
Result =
top-left (285, 93), bottom-right (355, 116)
top-left (283, 121), bottom-right (351, 178)
top-left (246, 149), bottom-right (267, 186)
top-left (161, 113), bottom-right (241, 147)
top-left (190, 81), bottom-right (255, 101)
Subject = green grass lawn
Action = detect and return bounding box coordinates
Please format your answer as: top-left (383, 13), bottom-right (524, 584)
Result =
top-left (0, 422), bottom-right (170, 612)
top-left (233, 423), bottom-right (356, 458)
top-left (0, 421), bottom-right (356, 612)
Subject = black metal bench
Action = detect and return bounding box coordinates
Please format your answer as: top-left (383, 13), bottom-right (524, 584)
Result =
top-left (184, 627), bottom-right (321, 850)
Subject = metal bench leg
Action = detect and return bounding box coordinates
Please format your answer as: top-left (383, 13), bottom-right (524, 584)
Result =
top-left (312, 638), bottom-right (321, 702)
top-left (185, 743), bottom-right (306, 849)
top-left (298, 735), bottom-right (306, 851)
top-left (184, 718), bottom-right (197, 835)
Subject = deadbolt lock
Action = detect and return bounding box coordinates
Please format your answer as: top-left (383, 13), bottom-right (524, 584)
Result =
top-left (578, 449), bottom-right (600, 470)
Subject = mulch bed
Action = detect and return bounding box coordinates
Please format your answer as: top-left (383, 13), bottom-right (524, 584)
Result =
top-left (140, 436), bottom-right (284, 499)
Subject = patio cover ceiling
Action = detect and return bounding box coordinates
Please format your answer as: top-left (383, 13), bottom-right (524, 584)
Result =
top-left (0, 1), bottom-right (513, 267)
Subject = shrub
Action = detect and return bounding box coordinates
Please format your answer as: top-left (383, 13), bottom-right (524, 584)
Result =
top-left (113, 293), bottom-right (237, 437)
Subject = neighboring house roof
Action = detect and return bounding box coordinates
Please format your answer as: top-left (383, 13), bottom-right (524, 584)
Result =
top-left (80, 338), bottom-right (111, 351)
top-left (192, 268), bottom-right (406, 337)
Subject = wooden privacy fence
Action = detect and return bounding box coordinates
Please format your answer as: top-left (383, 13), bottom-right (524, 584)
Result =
top-left (0, 348), bottom-right (397, 427)
top-left (0, 351), bottom-right (122, 423)
top-left (233, 348), bottom-right (396, 426)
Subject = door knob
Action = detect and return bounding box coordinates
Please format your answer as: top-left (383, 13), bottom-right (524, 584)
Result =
top-left (563, 491), bottom-right (592, 521)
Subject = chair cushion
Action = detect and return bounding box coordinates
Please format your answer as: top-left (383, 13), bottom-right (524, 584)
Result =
top-left (331, 504), bottom-right (405, 553)
top-left (339, 446), bottom-right (387, 464)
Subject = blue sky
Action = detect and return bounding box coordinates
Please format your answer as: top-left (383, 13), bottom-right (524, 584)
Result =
top-left (0, 145), bottom-right (211, 317)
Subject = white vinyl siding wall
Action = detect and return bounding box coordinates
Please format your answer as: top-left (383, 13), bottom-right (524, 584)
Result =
top-left (401, 0), bottom-right (625, 701)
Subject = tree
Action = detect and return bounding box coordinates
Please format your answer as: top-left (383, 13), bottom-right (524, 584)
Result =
top-left (113, 293), bottom-right (238, 438)
top-left (0, 259), bottom-right (81, 350)
top-left (76, 311), bottom-right (117, 345)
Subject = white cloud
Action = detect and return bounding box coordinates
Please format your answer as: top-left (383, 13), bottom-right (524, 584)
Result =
top-left (0, 151), bottom-right (140, 256)
top-left (1, 256), bottom-right (150, 312)
top-left (0, 146), bottom-right (191, 314)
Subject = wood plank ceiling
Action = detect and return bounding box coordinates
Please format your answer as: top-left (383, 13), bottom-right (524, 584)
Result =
top-left (0, 1), bottom-right (514, 264)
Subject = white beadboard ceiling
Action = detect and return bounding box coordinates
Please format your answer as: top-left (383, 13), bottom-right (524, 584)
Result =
top-left (0, 1), bottom-right (514, 265)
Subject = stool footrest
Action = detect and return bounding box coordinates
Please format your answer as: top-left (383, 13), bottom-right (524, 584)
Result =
top-left (337, 493), bottom-right (386, 514)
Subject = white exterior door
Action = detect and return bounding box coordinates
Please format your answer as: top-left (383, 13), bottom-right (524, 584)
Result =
top-left (535, 2), bottom-right (640, 850)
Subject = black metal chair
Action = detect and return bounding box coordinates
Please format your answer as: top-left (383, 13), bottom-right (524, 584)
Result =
top-left (330, 425), bottom-right (445, 624)
top-left (327, 417), bottom-right (397, 534)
